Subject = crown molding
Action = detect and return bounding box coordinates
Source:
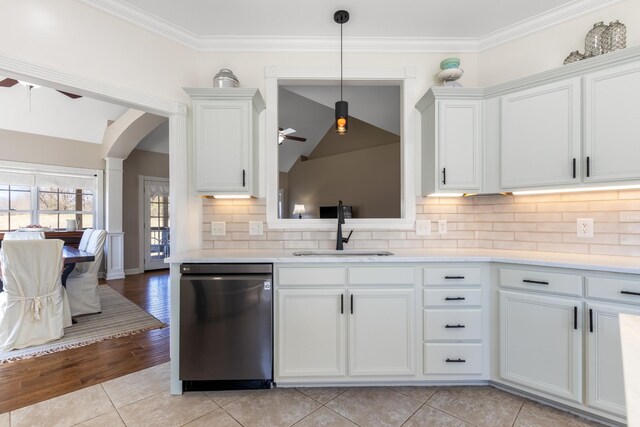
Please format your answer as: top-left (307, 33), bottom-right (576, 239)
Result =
top-left (76, 0), bottom-right (200, 49)
top-left (79, 0), bottom-right (622, 53)
top-left (198, 35), bottom-right (479, 53)
top-left (477, 0), bottom-right (623, 51)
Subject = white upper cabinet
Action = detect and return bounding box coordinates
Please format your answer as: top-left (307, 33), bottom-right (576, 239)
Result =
top-left (416, 89), bottom-right (483, 195)
top-left (584, 62), bottom-right (640, 183)
top-left (185, 88), bottom-right (265, 196)
top-left (500, 78), bottom-right (581, 189)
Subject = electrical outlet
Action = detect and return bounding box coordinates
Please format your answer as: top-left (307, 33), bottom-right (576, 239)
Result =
top-left (249, 221), bottom-right (264, 236)
top-left (416, 220), bottom-right (431, 236)
top-left (438, 219), bottom-right (448, 234)
top-left (211, 222), bottom-right (226, 236)
top-left (577, 218), bottom-right (594, 238)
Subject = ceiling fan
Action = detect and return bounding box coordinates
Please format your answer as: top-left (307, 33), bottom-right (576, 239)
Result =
top-left (278, 127), bottom-right (307, 144)
top-left (0, 78), bottom-right (82, 99)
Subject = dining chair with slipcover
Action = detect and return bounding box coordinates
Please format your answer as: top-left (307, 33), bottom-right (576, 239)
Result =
top-left (66, 229), bottom-right (107, 316)
top-left (3, 231), bottom-right (45, 240)
top-left (0, 239), bottom-right (72, 351)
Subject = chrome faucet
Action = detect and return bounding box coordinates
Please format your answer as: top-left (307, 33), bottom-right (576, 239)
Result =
top-left (336, 200), bottom-right (353, 250)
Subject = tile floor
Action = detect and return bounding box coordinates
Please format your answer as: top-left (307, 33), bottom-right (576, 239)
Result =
top-left (0, 362), bottom-right (606, 427)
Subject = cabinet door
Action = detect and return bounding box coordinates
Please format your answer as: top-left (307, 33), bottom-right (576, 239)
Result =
top-left (584, 62), bottom-right (640, 182)
top-left (349, 288), bottom-right (415, 376)
top-left (276, 289), bottom-right (346, 378)
top-left (586, 301), bottom-right (640, 417)
top-left (500, 78), bottom-right (581, 189)
top-left (499, 290), bottom-right (582, 402)
top-left (194, 100), bottom-right (249, 193)
top-left (438, 100), bottom-right (482, 191)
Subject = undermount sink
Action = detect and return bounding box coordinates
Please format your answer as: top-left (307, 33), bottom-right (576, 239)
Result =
top-left (293, 250), bottom-right (394, 257)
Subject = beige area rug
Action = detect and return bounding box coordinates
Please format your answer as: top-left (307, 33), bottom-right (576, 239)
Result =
top-left (0, 285), bottom-right (166, 363)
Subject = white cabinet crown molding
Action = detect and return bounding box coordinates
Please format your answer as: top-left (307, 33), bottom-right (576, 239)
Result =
top-left (183, 87), bottom-right (265, 111)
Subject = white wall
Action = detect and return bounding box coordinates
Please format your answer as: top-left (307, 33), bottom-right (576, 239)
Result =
top-left (478, 0), bottom-right (640, 86)
top-left (0, 0), bottom-right (198, 104)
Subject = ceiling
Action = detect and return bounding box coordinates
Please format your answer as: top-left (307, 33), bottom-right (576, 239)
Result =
top-left (112, 0), bottom-right (579, 38)
top-left (278, 85), bottom-right (399, 172)
top-left (0, 77), bottom-right (127, 144)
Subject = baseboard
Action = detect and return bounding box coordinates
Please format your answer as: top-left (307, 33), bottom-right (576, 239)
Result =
top-left (489, 381), bottom-right (625, 427)
top-left (125, 268), bottom-right (143, 276)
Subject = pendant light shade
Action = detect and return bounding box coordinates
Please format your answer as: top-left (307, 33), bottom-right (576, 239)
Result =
top-left (334, 10), bottom-right (349, 135)
top-left (335, 100), bottom-right (348, 134)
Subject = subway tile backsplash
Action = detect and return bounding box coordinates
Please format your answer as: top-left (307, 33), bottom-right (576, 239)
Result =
top-left (202, 190), bottom-right (640, 256)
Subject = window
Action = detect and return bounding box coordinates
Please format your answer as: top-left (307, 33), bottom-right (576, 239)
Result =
top-left (38, 187), bottom-right (94, 230)
top-left (0, 162), bottom-right (100, 232)
top-left (0, 185), bottom-right (32, 231)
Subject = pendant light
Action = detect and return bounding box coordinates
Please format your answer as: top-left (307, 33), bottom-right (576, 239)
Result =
top-left (334, 10), bottom-right (349, 135)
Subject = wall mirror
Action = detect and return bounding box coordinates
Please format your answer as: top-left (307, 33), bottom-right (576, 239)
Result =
top-left (265, 67), bottom-right (416, 230)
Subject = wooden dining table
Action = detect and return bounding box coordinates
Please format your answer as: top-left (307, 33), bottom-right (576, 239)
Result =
top-left (62, 246), bottom-right (95, 287)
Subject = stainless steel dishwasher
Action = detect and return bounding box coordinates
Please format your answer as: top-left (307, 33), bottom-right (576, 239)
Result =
top-left (179, 263), bottom-right (273, 390)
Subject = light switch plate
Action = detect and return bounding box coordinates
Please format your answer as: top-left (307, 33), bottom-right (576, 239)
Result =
top-left (211, 222), bottom-right (226, 236)
top-left (438, 220), bottom-right (448, 235)
top-left (577, 218), bottom-right (594, 238)
top-left (416, 220), bottom-right (431, 236)
top-left (249, 221), bottom-right (264, 236)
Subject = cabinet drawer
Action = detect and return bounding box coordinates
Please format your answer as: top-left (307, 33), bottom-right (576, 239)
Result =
top-left (586, 276), bottom-right (640, 304)
top-left (499, 268), bottom-right (583, 297)
top-left (277, 267), bottom-right (345, 286)
top-left (349, 266), bottom-right (415, 285)
top-left (424, 309), bottom-right (482, 341)
top-left (424, 267), bottom-right (482, 286)
top-left (424, 288), bottom-right (482, 307)
top-left (424, 343), bottom-right (482, 375)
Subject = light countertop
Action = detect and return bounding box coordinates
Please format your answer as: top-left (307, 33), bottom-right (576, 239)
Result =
top-left (167, 248), bottom-right (640, 275)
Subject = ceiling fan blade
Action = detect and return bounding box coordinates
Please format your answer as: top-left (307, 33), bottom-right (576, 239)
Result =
top-left (281, 128), bottom-right (296, 135)
top-left (285, 135), bottom-right (307, 142)
top-left (56, 90), bottom-right (82, 99)
top-left (0, 78), bottom-right (18, 87)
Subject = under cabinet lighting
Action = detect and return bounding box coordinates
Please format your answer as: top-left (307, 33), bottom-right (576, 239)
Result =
top-left (512, 184), bottom-right (640, 195)
top-left (206, 195), bottom-right (252, 199)
top-left (427, 193), bottom-right (465, 197)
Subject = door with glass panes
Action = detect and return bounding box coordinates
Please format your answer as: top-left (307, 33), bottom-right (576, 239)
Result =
top-left (143, 178), bottom-right (170, 270)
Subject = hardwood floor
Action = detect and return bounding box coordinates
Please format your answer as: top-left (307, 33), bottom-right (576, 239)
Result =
top-left (0, 270), bottom-right (170, 414)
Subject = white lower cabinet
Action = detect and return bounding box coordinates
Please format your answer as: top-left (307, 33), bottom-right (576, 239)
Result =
top-left (277, 289), bottom-right (346, 378)
top-left (586, 301), bottom-right (640, 417)
top-left (499, 290), bottom-right (582, 403)
top-left (349, 288), bottom-right (415, 376)
top-left (424, 343), bottom-right (483, 375)
top-left (423, 266), bottom-right (485, 378)
top-left (275, 265), bottom-right (416, 381)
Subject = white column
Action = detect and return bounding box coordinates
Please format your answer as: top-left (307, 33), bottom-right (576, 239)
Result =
top-left (104, 157), bottom-right (125, 280)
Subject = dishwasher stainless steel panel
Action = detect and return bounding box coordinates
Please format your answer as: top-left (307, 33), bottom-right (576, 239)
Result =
top-left (180, 264), bottom-right (272, 384)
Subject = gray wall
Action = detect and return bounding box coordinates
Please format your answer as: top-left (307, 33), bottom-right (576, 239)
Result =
top-left (287, 143), bottom-right (400, 219)
top-left (0, 129), bottom-right (105, 170)
top-left (122, 149), bottom-right (169, 271)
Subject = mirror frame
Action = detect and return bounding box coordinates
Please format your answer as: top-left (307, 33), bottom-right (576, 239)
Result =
top-left (265, 66), bottom-right (416, 230)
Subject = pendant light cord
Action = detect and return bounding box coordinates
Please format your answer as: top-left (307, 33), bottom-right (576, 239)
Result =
top-left (340, 22), bottom-right (343, 102)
